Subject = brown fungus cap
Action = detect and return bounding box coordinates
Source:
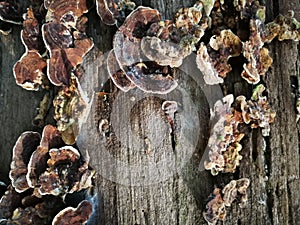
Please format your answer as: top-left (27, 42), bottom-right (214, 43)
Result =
top-left (209, 29), bottom-right (242, 57)
top-left (27, 125), bottom-right (64, 188)
top-left (9, 132), bottom-right (41, 193)
top-left (44, 0), bottom-right (88, 25)
top-left (0, 185), bottom-right (23, 219)
top-left (204, 178), bottom-right (250, 225)
top-left (64, 36), bottom-right (94, 68)
top-left (52, 200), bottom-right (93, 225)
top-left (13, 51), bottom-right (47, 91)
top-left (203, 188), bottom-right (226, 225)
top-left (96, 0), bottom-right (136, 25)
top-left (13, 8), bottom-right (47, 91)
top-left (38, 146), bottom-right (80, 196)
top-left (42, 21), bottom-right (73, 86)
top-left (42, 21), bottom-right (93, 86)
top-left (21, 7), bottom-right (43, 52)
top-left (141, 36), bottom-right (191, 68)
top-left (236, 84), bottom-right (276, 136)
top-left (118, 6), bottom-right (161, 40)
top-left (96, 0), bottom-right (119, 25)
top-left (204, 95), bottom-right (244, 175)
top-left (241, 19), bottom-right (272, 84)
top-left (263, 10), bottom-right (300, 42)
top-left (53, 75), bottom-right (87, 144)
top-left (107, 50), bottom-right (136, 92)
top-left (37, 145), bottom-right (95, 196)
top-left (197, 30), bottom-right (242, 85)
top-left (39, 146), bottom-right (80, 196)
top-left (222, 178), bottom-right (250, 207)
top-left (112, 7), bottom-right (178, 94)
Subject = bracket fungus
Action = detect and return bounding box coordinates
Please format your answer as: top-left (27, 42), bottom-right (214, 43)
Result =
top-left (241, 19), bottom-right (273, 84)
top-left (44, 0), bottom-right (88, 26)
top-left (204, 85), bottom-right (275, 175)
top-left (52, 200), bottom-right (93, 225)
top-left (27, 125), bottom-right (65, 188)
top-left (6, 196), bottom-right (65, 225)
top-left (13, 8), bottom-right (47, 91)
top-left (9, 132), bottom-right (41, 193)
top-left (112, 6), bottom-right (179, 94)
top-left (203, 188), bottom-right (226, 225)
top-left (236, 84), bottom-right (276, 136)
top-left (106, 50), bottom-right (136, 92)
top-left (197, 30), bottom-right (242, 84)
top-left (1, 124), bottom-right (95, 223)
top-left (96, 0), bottom-right (135, 25)
top-left (204, 178), bottom-right (250, 225)
top-left (13, 51), bottom-right (47, 91)
top-left (53, 75), bottom-right (87, 144)
top-left (263, 10), bottom-right (300, 42)
top-left (42, 21), bottom-right (93, 86)
top-left (38, 146), bottom-right (91, 196)
top-left (204, 94), bottom-right (244, 175)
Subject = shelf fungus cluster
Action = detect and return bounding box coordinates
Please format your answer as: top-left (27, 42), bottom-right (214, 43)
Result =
top-left (0, 125), bottom-right (95, 224)
top-left (108, 2), bottom-right (209, 93)
top-left (196, 0), bottom-right (300, 85)
top-left (96, 0), bottom-right (136, 25)
top-left (106, 0), bottom-right (300, 91)
top-left (53, 75), bottom-right (87, 145)
top-left (12, 0), bottom-right (94, 90)
top-left (204, 94), bottom-right (244, 175)
top-left (13, 7), bottom-right (47, 91)
top-left (204, 85), bottom-right (275, 175)
top-left (203, 178), bottom-right (250, 225)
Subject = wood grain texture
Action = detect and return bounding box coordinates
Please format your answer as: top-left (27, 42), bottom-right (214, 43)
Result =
top-left (0, 26), bottom-right (46, 184)
top-left (0, 1), bottom-right (299, 225)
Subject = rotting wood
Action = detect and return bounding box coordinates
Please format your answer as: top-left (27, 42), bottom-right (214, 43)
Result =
top-left (0, 0), bottom-right (299, 225)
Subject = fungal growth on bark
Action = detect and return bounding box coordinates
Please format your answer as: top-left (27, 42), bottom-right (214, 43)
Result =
top-left (204, 84), bottom-right (275, 175)
top-left (197, 30), bottom-right (242, 84)
top-left (112, 6), bottom-right (179, 94)
top-left (203, 178), bottom-right (250, 225)
top-left (236, 84), bottom-right (276, 136)
top-left (52, 200), bottom-right (93, 225)
top-left (241, 19), bottom-right (273, 84)
top-left (53, 75), bottom-right (87, 145)
top-left (9, 131), bottom-right (41, 193)
top-left (263, 10), bottom-right (300, 42)
top-left (13, 8), bottom-right (47, 91)
top-left (42, 20), bottom-right (93, 86)
top-left (1, 125), bottom-right (95, 224)
top-left (204, 94), bottom-right (244, 175)
top-left (96, 0), bottom-right (136, 25)
top-left (106, 50), bottom-right (136, 92)
top-left (3, 0), bottom-right (299, 224)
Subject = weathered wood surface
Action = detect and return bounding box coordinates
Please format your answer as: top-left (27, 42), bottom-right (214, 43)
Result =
top-left (0, 0), bottom-right (299, 225)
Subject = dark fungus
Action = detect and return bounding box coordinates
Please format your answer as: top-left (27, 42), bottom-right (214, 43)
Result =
top-left (113, 7), bottom-right (178, 94)
top-left (96, 0), bottom-right (136, 25)
top-left (107, 50), bottom-right (136, 92)
top-left (52, 200), bottom-right (93, 225)
top-left (13, 8), bottom-right (47, 91)
top-left (9, 132), bottom-right (41, 193)
top-left (0, 0), bottom-right (22, 24)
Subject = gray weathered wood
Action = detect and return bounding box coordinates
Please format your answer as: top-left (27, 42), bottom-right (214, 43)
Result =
top-left (0, 0), bottom-right (299, 225)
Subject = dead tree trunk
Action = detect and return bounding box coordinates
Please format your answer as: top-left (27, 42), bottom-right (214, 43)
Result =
top-left (0, 0), bottom-right (299, 225)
